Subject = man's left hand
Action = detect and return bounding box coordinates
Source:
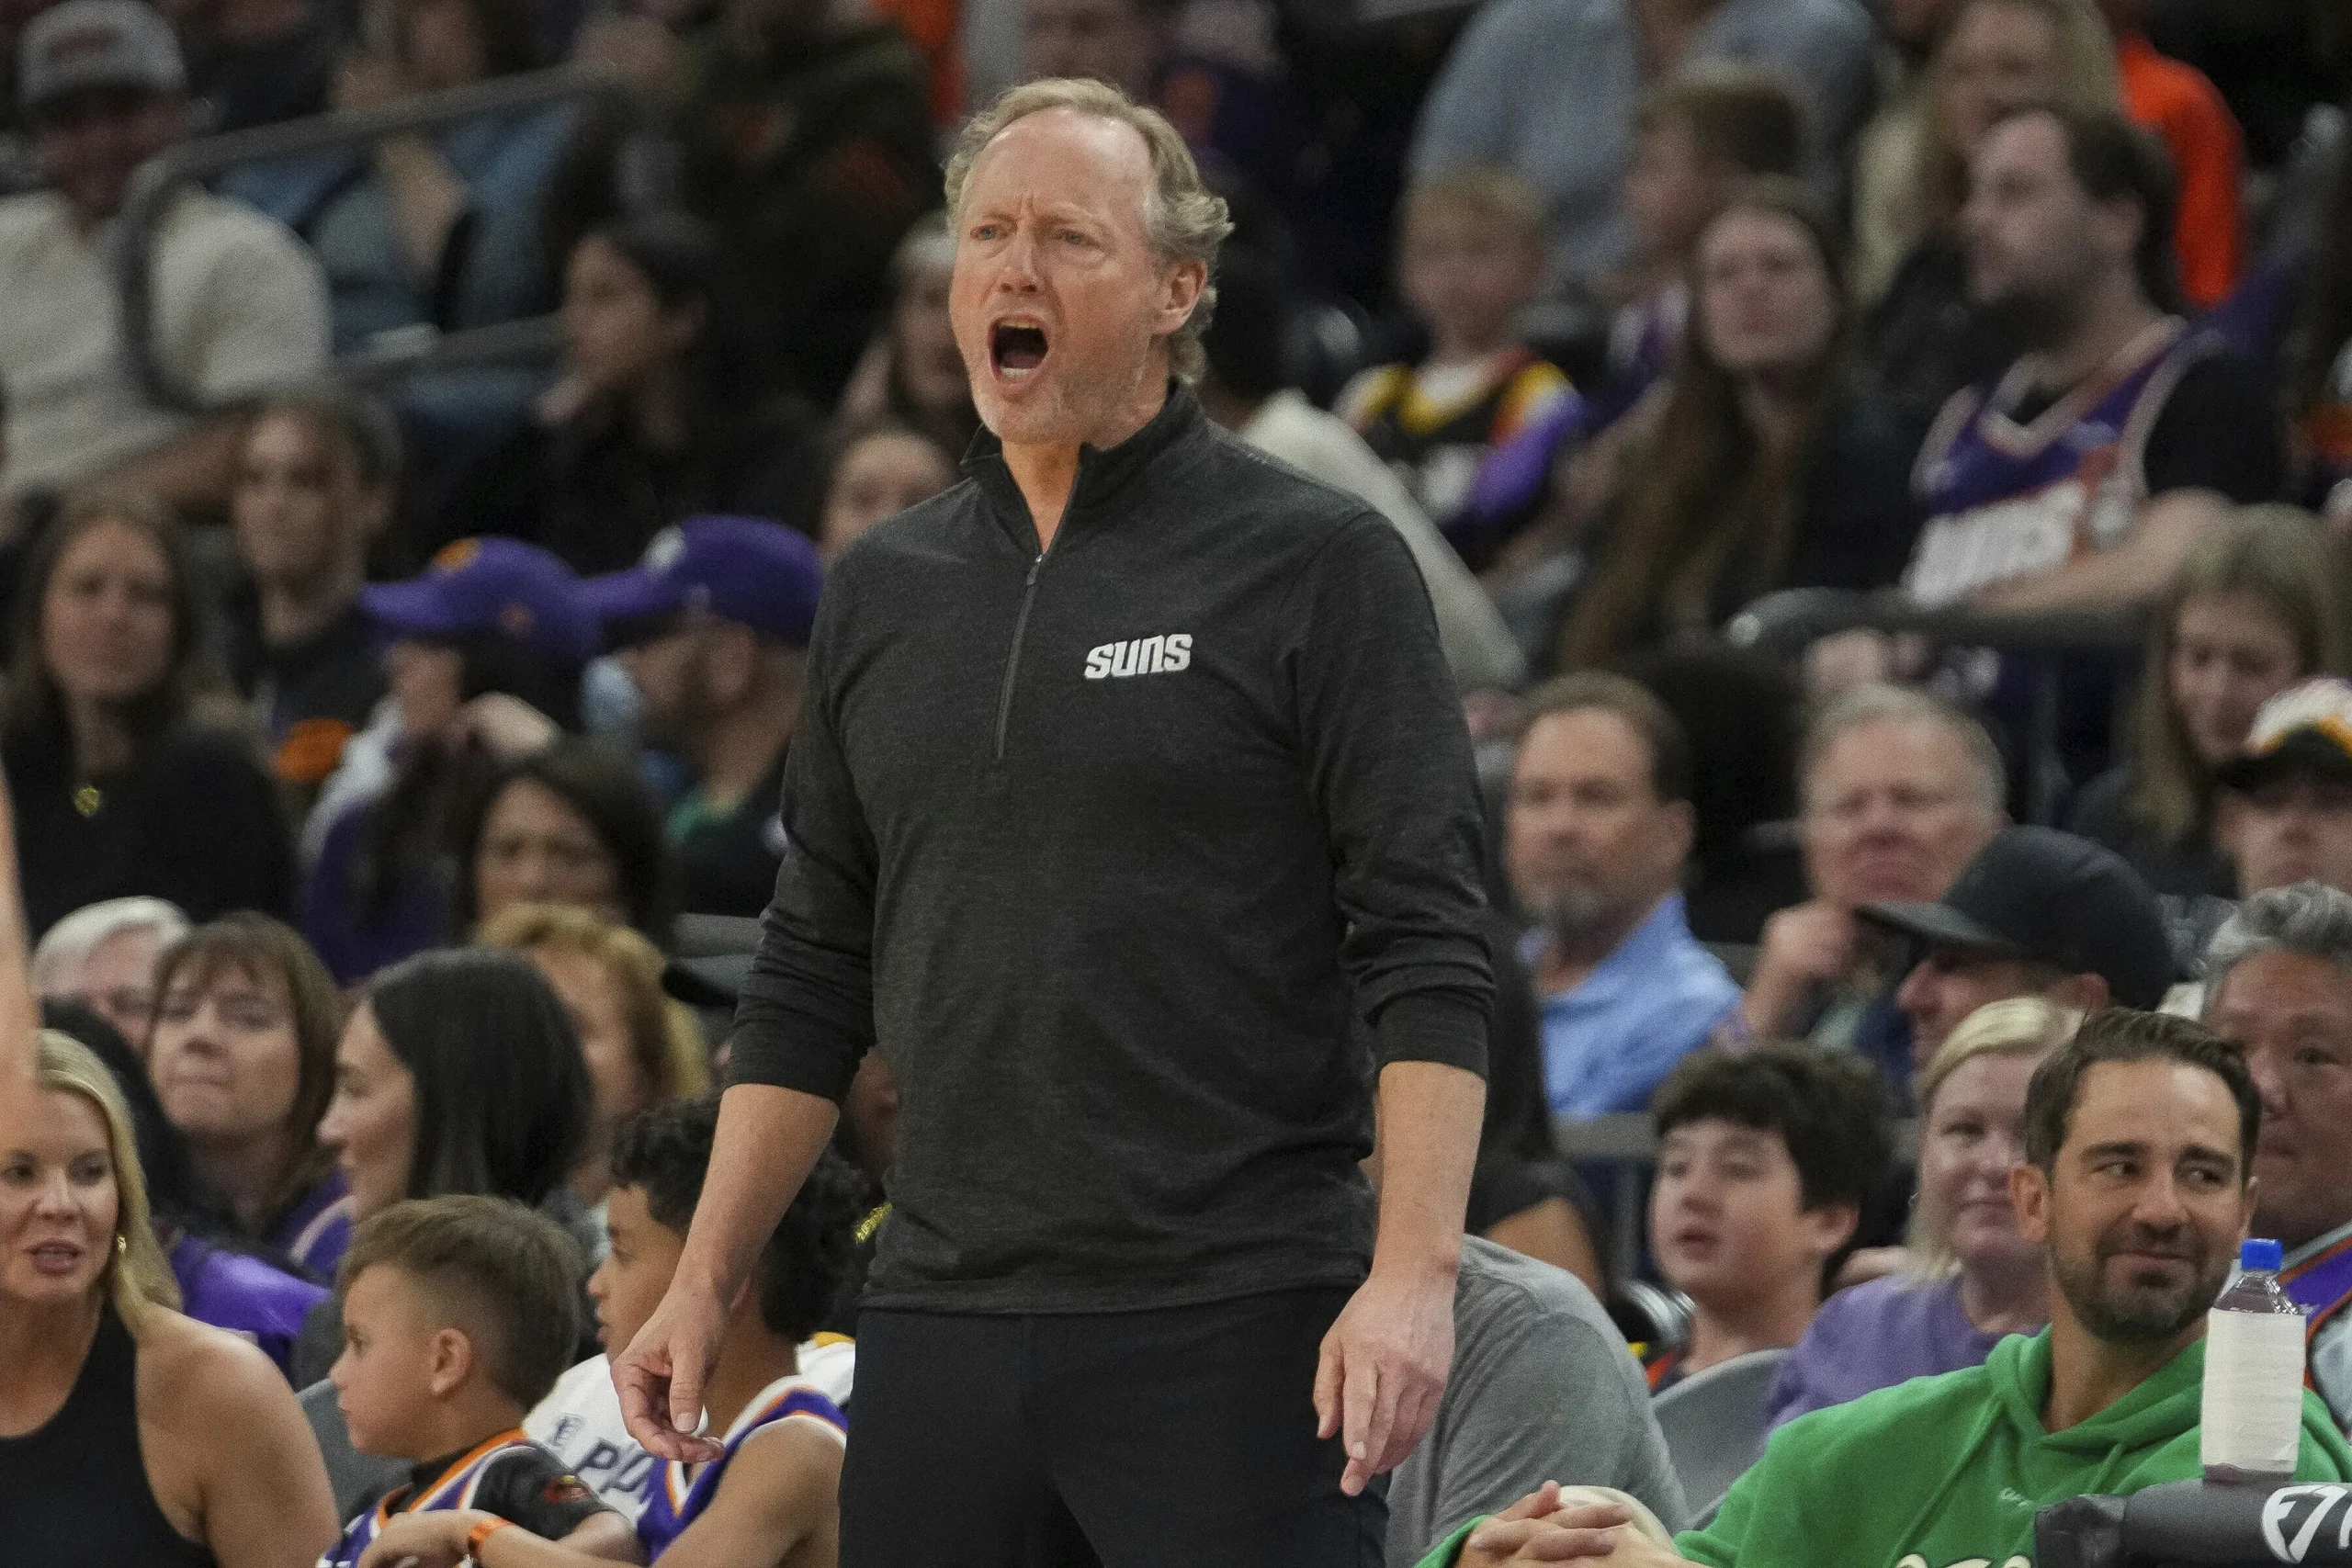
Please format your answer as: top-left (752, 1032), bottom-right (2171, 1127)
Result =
top-left (1314, 1263), bottom-right (1456, 1496)
top-left (354, 1508), bottom-right (472, 1568)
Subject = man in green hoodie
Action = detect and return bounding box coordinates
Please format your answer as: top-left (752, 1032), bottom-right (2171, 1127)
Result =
top-left (1419, 1008), bottom-right (2352, 1568)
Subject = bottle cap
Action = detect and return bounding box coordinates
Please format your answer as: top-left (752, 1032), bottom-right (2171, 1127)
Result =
top-left (2242, 1238), bottom-right (2285, 1271)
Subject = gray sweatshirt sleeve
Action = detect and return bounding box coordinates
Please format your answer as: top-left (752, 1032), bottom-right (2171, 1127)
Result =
top-left (1289, 513), bottom-right (1494, 1077)
top-left (1389, 1260), bottom-right (1690, 1567)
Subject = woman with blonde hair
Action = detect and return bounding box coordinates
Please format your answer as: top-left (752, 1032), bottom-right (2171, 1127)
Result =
top-left (478, 901), bottom-right (710, 1211)
top-left (1764, 997), bottom-right (2076, 1427)
top-left (0, 1031), bottom-right (337, 1565)
top-left (2071, 505), bottom-right (2350, 898)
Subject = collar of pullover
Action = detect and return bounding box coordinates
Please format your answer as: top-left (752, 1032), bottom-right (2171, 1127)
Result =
top-left (964, 382), bottom-right (1204, 553)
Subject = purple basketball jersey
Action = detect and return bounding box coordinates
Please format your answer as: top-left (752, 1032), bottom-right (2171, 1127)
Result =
top-left (1905, 319), bottom-right (2212, 607)
top-left (635, 1379), bottom-right (846, 1560)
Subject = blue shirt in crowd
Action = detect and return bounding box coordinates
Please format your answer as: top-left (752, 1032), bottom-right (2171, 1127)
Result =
top-left (1526, 895), bottom-right (1741, 1117)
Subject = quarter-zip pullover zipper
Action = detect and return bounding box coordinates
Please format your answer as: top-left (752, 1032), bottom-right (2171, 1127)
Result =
top-left (994, 548), bottom-right (1046, 760)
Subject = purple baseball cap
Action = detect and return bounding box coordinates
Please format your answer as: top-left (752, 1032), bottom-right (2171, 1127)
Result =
top-left (581, 515), bottom-right (823, 647)
top-left (361, 537), bottom-right (599, 668)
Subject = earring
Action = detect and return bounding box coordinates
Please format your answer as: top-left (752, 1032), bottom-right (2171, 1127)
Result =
top-left (115, 1234), bottom-right (129, 1258)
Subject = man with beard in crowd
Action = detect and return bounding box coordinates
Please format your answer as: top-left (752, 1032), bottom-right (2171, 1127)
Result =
top-left (1503, 673), bottom-right (1741, 1119)
top-left (592, 515), bottom-right (824, 918)
top-left (1416, 1008), bottom-right (2352, 1568)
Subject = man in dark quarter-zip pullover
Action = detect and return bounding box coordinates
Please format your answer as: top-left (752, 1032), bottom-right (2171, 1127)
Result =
top-left (616, 75), bottom-right (1495, 1566)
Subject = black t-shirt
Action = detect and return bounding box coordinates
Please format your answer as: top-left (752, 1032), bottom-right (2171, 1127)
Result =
top-left (446, 394), bottom-right (824, 577)
top-left (731, 389), bottom-right (1492, 1314)
top-left (2007, 347), bottom-right (2282, 502)
top-left (6, 722), bottom-right (296, 937)
top-left (1865, 238), bottom-right (2026, 422)
top-left (221, 588), bottom-right (387, 789)
top-left (365, 1438), bottom-right (607, 1542)
top-left (673, 751), bottom-right (789, 919)
top-left (1779, 394), bottom-right (1929, 595)
top-left (186, 17), bottom-right (337, 133)
top-left (1576, 391), bottom-right (1927, 657)
top-left (2065, 764), bottom-right (2237, 900)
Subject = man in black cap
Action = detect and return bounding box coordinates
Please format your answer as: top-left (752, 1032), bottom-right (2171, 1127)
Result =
top-left (1862, 825), bottom-right (2175, 1072)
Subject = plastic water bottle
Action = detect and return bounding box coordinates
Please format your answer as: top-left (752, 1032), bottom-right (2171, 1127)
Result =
top-left (2202, 1238), bottom-right (2308, 1484)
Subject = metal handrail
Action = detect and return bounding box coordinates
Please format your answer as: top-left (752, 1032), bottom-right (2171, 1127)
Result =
top-left (1724, 587), bottom-right (2146, 659)
top-left (1726, 587), bottom-right (2147, 824)
top-left (111, 64), bottom-right (632, 413)
top-left (336, 316), bottom-right (565, 385)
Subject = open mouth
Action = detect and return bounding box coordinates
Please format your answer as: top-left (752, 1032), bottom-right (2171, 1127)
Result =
top-left (29, 1242), bottom-right (82, 1273)
top-left (990, 320), bottom-right (1048, 379)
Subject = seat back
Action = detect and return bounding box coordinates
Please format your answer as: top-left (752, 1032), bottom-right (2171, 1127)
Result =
top-left (1650, 1348), bottom-right (1788, 1520)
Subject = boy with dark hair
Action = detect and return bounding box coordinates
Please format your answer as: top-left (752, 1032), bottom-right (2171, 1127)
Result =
top-left (1643, 1044), bottom-right (1894, 1392)
top-left (322, 1196), bottom-right (634, 1566)
top-left (507, 1096), bottom-right (862, 1565)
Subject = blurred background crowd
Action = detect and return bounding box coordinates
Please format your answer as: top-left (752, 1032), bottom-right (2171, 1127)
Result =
top-left (5, 0), bottom-right (2352, 1556)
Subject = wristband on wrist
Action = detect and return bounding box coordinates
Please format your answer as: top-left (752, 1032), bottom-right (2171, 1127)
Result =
top-left (464, 1516), bottom-right (513, 1564)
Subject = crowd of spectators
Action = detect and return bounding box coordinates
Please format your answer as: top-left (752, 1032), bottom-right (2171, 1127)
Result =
top-left (0, 0), bottom-right (2350, 1562)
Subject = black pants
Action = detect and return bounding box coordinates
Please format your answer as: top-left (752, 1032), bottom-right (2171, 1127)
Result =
top-left (841, 1286), bottom-right (1385, 1567)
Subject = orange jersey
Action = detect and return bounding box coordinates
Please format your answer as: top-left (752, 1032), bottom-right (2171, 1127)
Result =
top-left (2118, 32), bottom-right (2244, 310)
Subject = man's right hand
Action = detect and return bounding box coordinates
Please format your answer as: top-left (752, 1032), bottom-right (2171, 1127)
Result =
top-left (614, 1277), bottom-right (730, 1462)
top-left (1743, 901), bottom-right (1855, 1038)
top-left (615, 1084), bottom-right (846, 1461)
top-left (1457, 1483), bottom-right (1632, 1565)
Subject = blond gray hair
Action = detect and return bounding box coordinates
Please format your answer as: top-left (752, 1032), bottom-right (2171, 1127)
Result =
top-left (2203, 881), bottom-right (2352, 1003)
top-left (32, 1031), bottom-right (182, 1325)
top-left (31, 897), bottom-right (189, 998)
top-left (1800, 682), bottom-right (2007, 820)
top-left (944, 78), bottom-right (1233, 383)
top-left (1905, 996), bottom-right (2081, 1280)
